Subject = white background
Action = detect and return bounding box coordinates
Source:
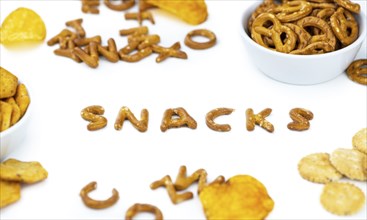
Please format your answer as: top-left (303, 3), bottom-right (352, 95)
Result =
top-left (1, 0), bottom-right (366, 219)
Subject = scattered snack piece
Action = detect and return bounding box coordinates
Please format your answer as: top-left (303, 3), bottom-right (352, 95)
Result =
top-left (320, 182), bottom-right (365, 216)
top-left (199, 175), bottom-right (274, 220)
top-left (0, 158), bottom-right (48, 184)
top-left (114, 106), bottom-right (149, 132)
top-left (0, 7), bottom-right (46, 46)
top-left (125, 203), bottom-right (163, 220)
top-left (298, 153), bottom-right (342, 183)
top-left (151, 42), bottom-right (187, 63)
top-left (287, 108), bottom-right (314, 131)
top-left (81, 105), bottom-right (108, 131)
top-left (125, 11), bottom-right (155, 25)
top-left (80, 181), bottom-right (119, 209)
top-left (353, 128), bottom-right (367, 154)
top-left (160, 107), bottom-right (197, 132)
top-left (184, 29), bottom-right (217, 50)
top-left (246, 108), bottom-right (274, 132)
top-left (0, 180), bottom-right (21, 208)
top-left (65, 18), bottom-right (86, 38)
top-left (346, 59), bottom-right (367, 85)
top-left (81, 0), bottom-right (100, 14)
top-left (205, 108), bottom-right (234, 132)
top-left (104, 0), bottom-right (135, 11)
top-left (330, 148), bottom-right (367, 181)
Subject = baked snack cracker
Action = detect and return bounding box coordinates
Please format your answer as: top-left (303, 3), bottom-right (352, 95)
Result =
top-left (0, 180), bottom-right (21, 208)
top-left (353, 128), bottom-right (367, 154)
top-left (330, 148), bottom-right (367, 181)
top-left (298, 153), bottom-right (342, 183)
top-left (320, 182), bottom-right (365, 216)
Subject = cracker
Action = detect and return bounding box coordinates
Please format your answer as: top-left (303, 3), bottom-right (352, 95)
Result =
top-left (0, 67), bottom-right (18, 99)
top-left (298, 153), bottom-right (342, 183)
top-left (0, 158), bottom-right (48, 184)
top-left (353, 128), bottom-right (367, 154)
top-left (330, 148), bottom-right (367, 181)
top-left (320, 182), bottom-right (365, 216)
top-left (0, 180), bottom-right (21, 208)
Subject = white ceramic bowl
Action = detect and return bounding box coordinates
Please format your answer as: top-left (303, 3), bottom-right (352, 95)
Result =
top-left (0, 85), bottom-right (31, 161)
top-left (240, 2), bottom-right (367, 85)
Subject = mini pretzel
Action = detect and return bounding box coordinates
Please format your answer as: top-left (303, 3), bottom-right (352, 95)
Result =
top-left (246, 108), bottom-right (274, 132)
top-left (73, 42), bottom-right (99, 68)
top-left (150, 175), bottom-right (193, 204)
top-left (184, 29), bottom-right (217, 50)
top-left (97, 38), bottom-right (119, 63)
top-left (54, 38), bottom-right (82, 63)
top-left (104, 0), bottom-right (135, 11)
top-left (114, 106), bottom-right (149, 132)
top-left (290, 41), bottom-right (334, 54)
top-left (128, 34), bottom-right (160, 50)
top-left (119, 26), bottom-right (149, 36)
top-left (80, 105), bottom-right (107, 131)
top-left (119, 47), bottom-right (153, 62)
top-left (125, 203), bottom-right (163, 220)
top-left (151, 42), bottom-right (188, 63)
top-left (80, 181), bottom-right (119, 209)
top-left (270, 0), bottom-right (313, 22)
top-left (330, 7), bottom-right (358, 46)
top-left (74, 35), bottom-right (102, 47)
top-left (65, 18), bottom-right (86, 38)
top-left (47, 29), bottom-right (77, 47)
top-left (125, 11), bottom-right (155, 25)
top-left (346, 59), bottom-right (367, 85)
top-left (160, 107), bottom-right (197, 132)
top-left (334, 0), bottom-right (360, 14)
top-left (205, 108), bottom-right (234, 132)
top-left (287, 108), bottom-right (314, 131)
top-left (81, 0), bottom-right (100, 14)
top-left (283, 23), bottom-right (311, 49)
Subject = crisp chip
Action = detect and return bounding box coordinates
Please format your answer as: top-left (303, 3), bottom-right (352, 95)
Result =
top-left (0, 180), bottom-right (21, 208)
top-left (0, 67), bottom-right (18, 99)
top-left (0, 158), bottom-right (48, 184)
top-left (199, 175), bottom-right (274, 220)
top-left (0, 7), bottom-right (46, 45)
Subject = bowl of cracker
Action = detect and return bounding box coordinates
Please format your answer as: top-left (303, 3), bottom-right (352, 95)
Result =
top-left (0, 67), bottom-right (31, 160)
top-left (240, 0), bottom-right (366, 85)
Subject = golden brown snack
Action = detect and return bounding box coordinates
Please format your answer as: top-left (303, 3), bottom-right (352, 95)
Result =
top-left (97, 38), bottom-right (119, 63)
top-left (346, 59), bottom-right (367, 85)
top-left (142, 0), bottom-right (208, 25)
top-left (0, 101), bottom-right (13, 132)
top-left (0, 67), bottom-right (18, 99)
top-left (125, 203), bottom-right (163, 220)
top-left (330, 148), bottom-right (367, 181)
top-left (14, 83), bottom-right (30, 118)
top-left (119, 26), bottom-right (149, 36)
top-left (330, 7), bottom-right (358, 46)
top-left (269, 0), bottom-right (313, 22)
top-left (114, 106), bottom-right (149, 132)
top-left (246, 108), bottom-right (274, 132)
top-left (333, 0), bottom-right (360, 14)
top-left (184, 29), bottom-right (217, 50)
top-left (104, 0), bottom-right (135, 11)
top-left (80, 181), bottom-right (119, 209)
top-left (125, 11), bottom-right (155, 25)
top-left (160, 107), bottom-right (197, 132)
top-left (287, 108), bottom-right (314, 131)
top-left (81, 0), bottom-right (100, 14)
top-left (47, 29), bottom-right (77, 47)
top-left (65, 18), bottom-right (85, 38)
top-left (283, 23), bottom-right (311, 50)
top-left (0, 180), bottom-right (21, 208)
top-left (298, 153), bottom-right (342, 183)
top-left (81, 105), bottom-right (107, 131)
top-left (119, 47), bottom-right (153, 62)
top-left (4, 97), bottom-right (21, 126)
top-left (0, 159), bottom-right (48, 184)
top-left (151, 42), bottom-right (187, 63)
top-left (73, 42), bottom-right (99, 68)
top-left (205, 108), bottom-right (234, 132)
top-left (353, 128), bottom-right (367, 154)
top-left (200, 175), bottom-right (274, 220)
top-left (320, 182), bottom-right (365, 215)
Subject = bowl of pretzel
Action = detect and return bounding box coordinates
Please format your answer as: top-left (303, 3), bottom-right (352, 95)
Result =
top-left (240, 0), bottom-right (366, 85)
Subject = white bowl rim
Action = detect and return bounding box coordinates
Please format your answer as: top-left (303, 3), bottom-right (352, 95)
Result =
top-left (240, 2), bottom-right (367, 60)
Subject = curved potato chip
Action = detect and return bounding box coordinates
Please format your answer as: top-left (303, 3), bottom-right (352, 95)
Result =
top-left (0, 7), bottom-right (46, 45)
top-left (0, 180), bottom-right (21, 208)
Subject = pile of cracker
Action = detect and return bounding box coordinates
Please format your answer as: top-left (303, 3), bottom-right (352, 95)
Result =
top-left (298, 128), bottom-right (367, 216)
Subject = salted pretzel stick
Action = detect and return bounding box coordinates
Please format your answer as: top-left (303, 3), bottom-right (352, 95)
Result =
top-left (125, 11), bottom-right (155, 25)
top-left (125, 203), bottom-right (163, 220)
top-left (73, 42), bottom-right (99, 68)
top-left (119, 26), bottom-right (149, 36)
top-left (81, 105), bottom-right (107, 131)
top-left (97, 38), bottom-right (119, 63)
top-left (119, 47), bottom-right (153, 62)
top-left (246, 108), bottom-right (274, 132)
top-left (104, 0), bottom-right (135, 11)
top-left (334, 0), bottom-right (360, 14)
top-left (128, 34), bottom-right (160, 50)
top-left (47, 29), bottom-right (77, 46)
top-left (151, 42), bottom-right (187, 63)
top-left (74, 35), bottom-right (102, 47)
top-left (160, 107), bottom-right (197, 132)
top-left (54, 37), bottom-right (82, 63)
top-left (150, 175), bottom-right (193, 204)
top-left (80, 181), bottom-right (119, 209)
top-left (287, 108), bottom-right (314, 131)
top-left (114, 106), bottom-right (149, 132)
top-left (65, 18), bottom-right (86, 38)
top-left (81, 0), bottom-right (100, 14)
top-left (205, 108), bottom-right (234, 132)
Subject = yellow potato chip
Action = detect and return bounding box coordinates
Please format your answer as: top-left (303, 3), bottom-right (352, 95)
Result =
top-left (0, 180), bottom-right (21, 208)
top-left (0, 7), bottom-right (46, 45)
top-left (199, 175), bottom-right (274, 220)
top-left (0, 158), bottom-right (48, 184)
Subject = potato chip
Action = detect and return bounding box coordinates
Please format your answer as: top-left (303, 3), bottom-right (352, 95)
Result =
top-left (14, 83), bottom-right (30, 118)
top-left (0, 67), bottom-right (18, 99)
top-left (199, 175), bottom-right (274, 220)
top-left (0, 159), bottom-right (48, 184)
top-left (0, 7), bottom-right (46, 45)
top-left (0, 180), bottom-right (21, 208)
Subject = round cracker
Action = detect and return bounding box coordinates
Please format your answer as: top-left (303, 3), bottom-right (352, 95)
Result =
top-left (353, 128), bottom-right (367, 154)
top-left (0, 180), bottom-right (21, 208)
top-left (330, 148), bottom-right (367, 181)
top-left (320, 182), bottom-right (365, 216)
top-left (0, 158), bottom-right (48, 184)
top-left (298, 153), bottom-right (342, 183)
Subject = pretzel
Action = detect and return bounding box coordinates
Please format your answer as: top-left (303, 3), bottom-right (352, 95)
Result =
top-left (333, 0), bottom-right (360, 14)
top-left (125, 11), bottom-right (155, 25)
top-left (290, 41), bottom-right (334, 54)
top-left (80, 105), bottom-right (107, 131)
top-left (184, 29), bottom-right (217, 50)
top-left (73, 42), bottom-right (99, 68)
top-left (309, 2), bottom-right (337, 9)
top-left (330, 7), bottom-right (358, 46)
top-left (119, 26), bottom-right (149, 36)
top-left (104, 0), bottom-right (135, 11)
top-left (119, 47), bottom-right (153, 62)
top-left (53, 39), bottom-right (82, 62)
top-left (246, 108), bottom-right (274, 132)
top-left (125, 203), bottom-right (163, 220)
top-left (205, 108), bottom-right (234, 132)
top-left (128, 34), bottom-right (160, 50)
top-left (114, 106), bottom-right (149, 132)
top-left (270, 0), bottom-right (313, 22)
top-left (160, 107), bottom-right (197, 132)
top-left (283, 23), bottom-right (311, 49)
top-left (119, 41), bottom-right (140, 55)
top-left (247, 0), bottom-right (276, 32)
top-left (80, 181), bottom-right (119, 209)
top-left (74, 35), bottom-right (102, 47)
top-left (287, 108), bottom-right (314, 131)
top-left (97, 38), bottom-right (119, 63)
top-left (47, 29), bottom-right (77, 47)
top-left (251, 13), bottom-right (297, 53)
top-left (346, 59), bottom-right (367, 85)
top-left (81, 0), bottom-right (100, 14)
top-left (151, 42), bottom-right (188, 63)
top-left (65, 18), bottom-right (86, 38)
top-left (150, 175), bottom-right (193, 204)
